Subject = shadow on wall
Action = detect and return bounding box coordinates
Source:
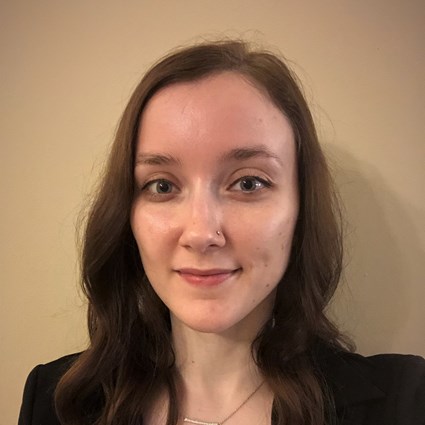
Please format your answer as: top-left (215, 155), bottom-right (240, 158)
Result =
top-left (325, 144), bottom-right (423, 355)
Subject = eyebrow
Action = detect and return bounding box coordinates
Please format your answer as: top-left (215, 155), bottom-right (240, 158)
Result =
top-left (134, 144), bottom-right (283, 167)
top-left (219, 145), bottom-right (283, 166)
top-left (135, 153), bottom-right (181, 166)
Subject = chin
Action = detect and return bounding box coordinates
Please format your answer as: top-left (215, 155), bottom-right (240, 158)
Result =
top-left (176, 310), bottom-right (254, 335)
top-left (185, 319), bottom-right (233, 334)
top-left (190, 323), bottom-right (233, 334)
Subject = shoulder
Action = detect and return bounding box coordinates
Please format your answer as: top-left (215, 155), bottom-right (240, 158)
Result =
top-left (18, 354), bottom-right (79, 425)
top-left (317, 347), bottom-right (425, 424)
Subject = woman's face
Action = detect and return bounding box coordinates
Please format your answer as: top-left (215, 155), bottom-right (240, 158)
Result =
top-left (131, 72), bottom-right (299, 335)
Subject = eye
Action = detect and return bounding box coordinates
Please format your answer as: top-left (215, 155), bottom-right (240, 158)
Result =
top-left (143, 179), bottom-right (175, 194)
top-left (230, 176), bottom-right (271, 193)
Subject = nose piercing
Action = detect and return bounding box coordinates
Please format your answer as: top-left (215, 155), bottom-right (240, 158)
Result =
top-left (216, 230), bottom-right (221, 236)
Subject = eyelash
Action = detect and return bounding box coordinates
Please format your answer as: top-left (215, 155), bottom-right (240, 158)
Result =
top-left (140, 175), bottom-right (272, 200)
top-left (229, 176), bottom-right (272, 192)
top-left (141, 179), bottom-right (177, 197)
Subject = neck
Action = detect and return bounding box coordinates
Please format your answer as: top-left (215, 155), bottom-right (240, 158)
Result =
top-left (156, 317), bottom-right (274, 424)
top-left (171, 315), bottom-right (265, 398)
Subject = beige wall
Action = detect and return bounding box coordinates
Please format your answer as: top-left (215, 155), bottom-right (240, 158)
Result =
top-left (1, 0), bottom-right (424, 422)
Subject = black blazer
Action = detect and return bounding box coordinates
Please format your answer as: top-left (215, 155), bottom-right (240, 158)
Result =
top-left (18, 349), bottom-right (425, 424)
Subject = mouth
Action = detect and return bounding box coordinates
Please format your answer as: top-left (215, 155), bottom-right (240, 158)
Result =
top-left (175, 268), bottom-right (240, 286)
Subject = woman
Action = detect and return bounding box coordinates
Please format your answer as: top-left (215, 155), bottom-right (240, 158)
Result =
top-left (19, 40), bottom-right (425, 425)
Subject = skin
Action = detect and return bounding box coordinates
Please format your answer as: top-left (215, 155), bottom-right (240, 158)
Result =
top-left (130, 71), bottom-right (299, 424)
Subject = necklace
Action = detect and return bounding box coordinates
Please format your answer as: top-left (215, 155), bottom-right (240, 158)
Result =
top-left (183, 381), bottom-right (264, 425)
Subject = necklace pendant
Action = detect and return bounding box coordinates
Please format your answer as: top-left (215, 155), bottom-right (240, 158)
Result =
top-left (183, 418), bottom-right (220, 425)
top-left (183, 381), bottom-right (264, 425)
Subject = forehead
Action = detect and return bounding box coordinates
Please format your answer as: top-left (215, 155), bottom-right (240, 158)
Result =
top-left (136, 72), bottom-right (295, 160)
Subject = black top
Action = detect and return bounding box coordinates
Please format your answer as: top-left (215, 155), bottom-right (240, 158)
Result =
top-left (18, 349), bottom-right (425, 424)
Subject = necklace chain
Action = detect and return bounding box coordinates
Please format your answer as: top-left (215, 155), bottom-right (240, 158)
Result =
top-left (183, 381), bottom-right (264, 425)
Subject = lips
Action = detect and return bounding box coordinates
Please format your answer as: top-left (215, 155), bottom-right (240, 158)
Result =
top-left (176, 268), bottom-right (240, 286)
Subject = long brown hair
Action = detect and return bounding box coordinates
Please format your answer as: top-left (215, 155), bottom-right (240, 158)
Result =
top-left (55, 40), bottom-right (352, 425)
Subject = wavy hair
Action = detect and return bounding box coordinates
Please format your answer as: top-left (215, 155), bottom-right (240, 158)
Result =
top-left (55, 40), bottom-right (352, 425)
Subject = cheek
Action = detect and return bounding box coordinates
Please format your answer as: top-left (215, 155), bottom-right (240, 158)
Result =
top-left (247, 213), bottom-right (297, 271)
top-left (130, 204), bottom-right (175, 257)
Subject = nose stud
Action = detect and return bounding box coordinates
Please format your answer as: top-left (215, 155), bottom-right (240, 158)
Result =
top-left (216, 230), bottom-right (221, 236)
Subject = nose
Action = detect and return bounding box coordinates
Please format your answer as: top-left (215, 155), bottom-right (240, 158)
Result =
top-left (178, 191), bottom-right (225, 253)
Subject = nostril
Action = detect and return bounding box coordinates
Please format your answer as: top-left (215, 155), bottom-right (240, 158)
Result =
top-left (178, 226), bottom-right (226, 252)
